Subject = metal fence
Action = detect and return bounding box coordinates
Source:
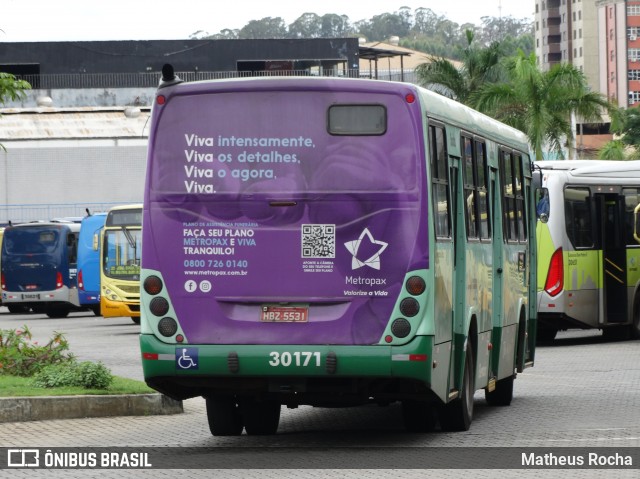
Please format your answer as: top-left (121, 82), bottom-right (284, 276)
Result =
top-left (15, 69), bottom-right (418, 89)
top-left (0, 202), bottom-right (135, 225)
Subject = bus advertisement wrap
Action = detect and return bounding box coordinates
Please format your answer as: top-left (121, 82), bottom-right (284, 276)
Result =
top-left (140, 72), bottom-right (537, 436)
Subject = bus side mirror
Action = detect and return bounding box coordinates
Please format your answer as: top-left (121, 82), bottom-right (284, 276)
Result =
top-left (635, 204), bottom-right (640, 244)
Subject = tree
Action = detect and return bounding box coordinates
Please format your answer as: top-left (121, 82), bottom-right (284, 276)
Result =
top-left (320, 14), bottom-right (353, 38)
top-left (617, 106), bottom-right (640, 148)
top-left (209, 29), bottom-right (239, 40)
top-left (356, 12), bottom-right (411, 42)
top-left (0, 72), bottom-right (30, 105)
top-left (597, 140), bottom-right (627, 160)
top-left (414, 30), bottom-right (504, 105)
top-left (412, 7), bottom-right (446, 37)
top-left (288, 13), bottom-right (322, 39)
top-left (598, 105), bottom-right (640, 160)
top-left (475, 15), bottom-right (533, 45)
top-left (238, 17), bottom-right (288, 39)
top-left (474, 51), bottom-right (612, 161)
top-left (0, 72), bottom-right (31, 149)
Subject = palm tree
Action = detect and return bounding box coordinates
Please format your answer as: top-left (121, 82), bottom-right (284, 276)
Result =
top-left (473, 51), bottom-right (612, 161)
top-left (415, 30), bottom-right (504, 105)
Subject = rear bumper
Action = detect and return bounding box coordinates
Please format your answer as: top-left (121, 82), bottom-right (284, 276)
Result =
top-left (140, 334), bottom-right (435, 402)
top-left (2, 287), bottom-right (70, 304)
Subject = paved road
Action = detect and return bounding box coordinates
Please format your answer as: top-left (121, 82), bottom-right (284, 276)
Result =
top-left (1, 308), bottom-right (639, 478)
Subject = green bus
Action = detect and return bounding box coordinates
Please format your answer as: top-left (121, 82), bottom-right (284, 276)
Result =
top-left (140, 72), bottom-right (537, 435)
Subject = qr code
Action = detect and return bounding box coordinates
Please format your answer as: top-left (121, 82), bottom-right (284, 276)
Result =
top-left (301, 224), bottom-right (336, 258)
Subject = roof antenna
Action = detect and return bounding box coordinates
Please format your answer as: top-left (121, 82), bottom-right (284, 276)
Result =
top-left (159, 63), bottom-right (183, 89)
top-left (85, 208), bottom-right (92, 217)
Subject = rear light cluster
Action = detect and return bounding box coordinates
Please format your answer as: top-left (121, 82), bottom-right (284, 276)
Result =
top-left (385, 275), bottom-right (426, 343)
top-left (544, 247), bottom-right (564, 297)
top-left (55, 272), bottom-right (63, 289)
top-left (143, 275), bottom-right (181, 341)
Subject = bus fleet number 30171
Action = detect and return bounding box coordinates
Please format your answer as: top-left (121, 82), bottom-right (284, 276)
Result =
top-left (268, 351), bottom-right (321, 367)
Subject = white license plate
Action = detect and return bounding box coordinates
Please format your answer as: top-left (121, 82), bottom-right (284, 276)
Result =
top-left (260, 306), bottom-right (308, 323)
top-left (22, 293), bottom-right (40, 300)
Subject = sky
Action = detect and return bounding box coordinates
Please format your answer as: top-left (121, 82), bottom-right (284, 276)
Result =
top-left (2, 0), bottom-right (534, 42)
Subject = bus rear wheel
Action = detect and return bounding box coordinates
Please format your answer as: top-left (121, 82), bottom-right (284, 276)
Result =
top-left (7, 305), bottom-right (30, 314)
top-left (536, 328), bottom-right (557, 343)
top-left (402, 400), bottom-right (437, 432)
top-left (46, 306), bottom-right (70, 318)
top-left (630, 296), bottom-right (640, 340)
top-left (484, 375), bottom-right (514, 406)
top-left (240, 398), bottom-right (281, 435)
top-left (205, 397), bottom-right (243, 436)
top-left (438, 341), bottom-right (474, 432)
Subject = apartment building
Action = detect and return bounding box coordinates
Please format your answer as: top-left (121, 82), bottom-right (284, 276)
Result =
top-left (536, 0), bottom-right (613, 155)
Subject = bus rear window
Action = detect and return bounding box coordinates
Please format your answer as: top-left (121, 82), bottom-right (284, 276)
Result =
top-left (328, 105), bottom-right (386, 135)
top-left (3, 229), bottom-right (59, 254)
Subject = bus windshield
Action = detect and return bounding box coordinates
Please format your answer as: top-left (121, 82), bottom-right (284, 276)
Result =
top-left (102, 228), bottom-right (141, 280)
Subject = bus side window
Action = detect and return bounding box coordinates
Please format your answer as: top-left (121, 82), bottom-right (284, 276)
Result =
top-left (429, 123), bottom-right (451, 239)
top-left (623, 188), bottom-right (640, 245)
top-left (635, 203), bottom-right (640, 244)
top-left (564, 187), bottom-right (592, 248)
top-left (462, 136), bottom-right (478, 239)
top-left (67, 233), bottom-right (78, 263)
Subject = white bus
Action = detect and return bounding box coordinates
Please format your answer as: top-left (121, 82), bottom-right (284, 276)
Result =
top-left (534, 160), bottom-right (640, 341)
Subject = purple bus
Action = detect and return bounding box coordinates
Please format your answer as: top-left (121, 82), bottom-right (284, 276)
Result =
top-left (140, 65), bottom-right (537, 435)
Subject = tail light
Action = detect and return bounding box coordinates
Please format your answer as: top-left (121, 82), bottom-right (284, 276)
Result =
top-left (56, 271), bottom-right (64, 289)
top-left (544, 247), bottom-right (563, 297)
top-left (1, 272), bottom-right (5, 290)
top-left (78, 270), bottom-right (84, 290)
top-left (406, 276), bottom-right (426, 295)
top-left (144, 275), bottom-right (163, 295)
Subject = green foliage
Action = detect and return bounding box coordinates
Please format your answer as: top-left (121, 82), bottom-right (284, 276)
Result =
top-left (0, 374), bottom-right (153, 397)
top-left (598, 140), bottom-right (628, 160)
top-left (474, 51), bottom-right (612, 161)
top-left (0, 326), bottom-right (114, 390)
top-left (195, 8), bottom-right (533, 57)
top-left (0, 71), bottom-right (31, 150)
top-left (414, 30), bottom-right (505, 104)
top-left (617, 107), bottom-right (640, 148)
top-left (0, 326), bottom-right (74, 377)
top-left (32, 361), bottom-right (113, 390)
top-left (0, 72), bottom-right (31, 105)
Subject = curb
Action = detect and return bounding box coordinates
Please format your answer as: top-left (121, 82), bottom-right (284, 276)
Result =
top-left (0, 393), bottom-right (183, 423)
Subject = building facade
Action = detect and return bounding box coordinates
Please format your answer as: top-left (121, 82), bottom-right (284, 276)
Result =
top-left (535, 0), bottom-right (599, 93)
top-left (596, 0), bottom-right (640, 108)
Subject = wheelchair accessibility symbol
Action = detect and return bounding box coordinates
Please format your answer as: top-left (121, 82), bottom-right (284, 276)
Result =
top-left (176, 347), bottom-right (199, 370)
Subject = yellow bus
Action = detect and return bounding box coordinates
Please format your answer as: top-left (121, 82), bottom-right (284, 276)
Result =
top-left (100, 204), bottom-right (142, 323)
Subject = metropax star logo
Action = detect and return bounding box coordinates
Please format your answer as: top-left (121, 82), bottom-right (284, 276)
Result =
top-left (344, 228), bottom-right (388, 270)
